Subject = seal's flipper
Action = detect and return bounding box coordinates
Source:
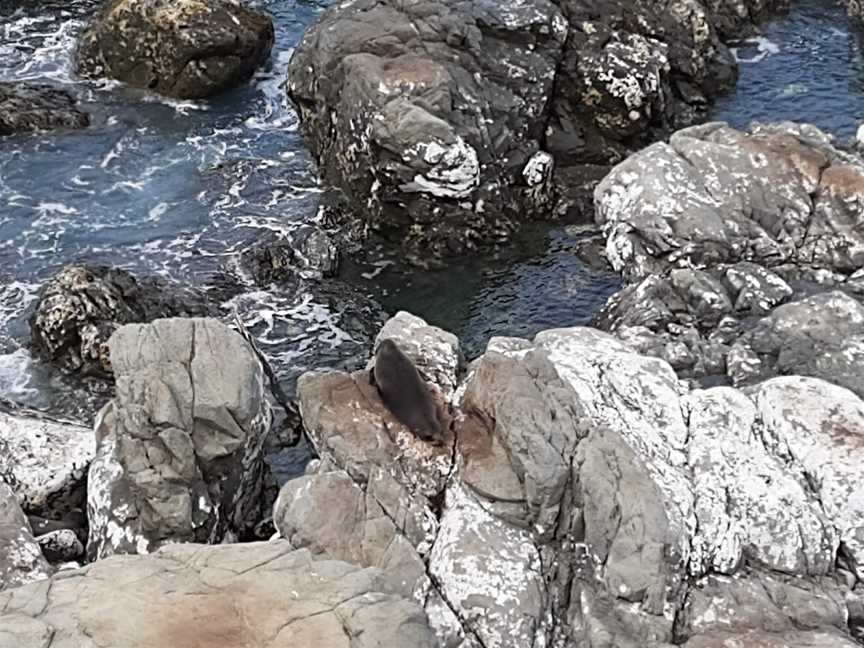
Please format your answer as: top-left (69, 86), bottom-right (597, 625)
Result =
top-left (369, 366), bottom-right (377, 386)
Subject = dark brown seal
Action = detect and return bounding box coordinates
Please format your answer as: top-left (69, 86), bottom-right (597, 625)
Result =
top-left (371, 339), bottom-right (445, 445)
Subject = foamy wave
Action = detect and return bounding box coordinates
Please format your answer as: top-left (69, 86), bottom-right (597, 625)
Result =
top-left (731, 36), bottom-right (780, 64)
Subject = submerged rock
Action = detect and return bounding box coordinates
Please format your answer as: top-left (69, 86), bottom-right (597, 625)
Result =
top-left (0, 82), bottom-right (89, 136)
top-left (273, 312), bottom-right (864, 646)
top-left (30, 264), bottom-right (213, 376)
top-left (75, 0), bottom-right (274, 99)
top-left (87, 317), bottom-right (271, 559)
top-left (0, 480), bottom-right (51, 592)
top-left (0, 542), bottom-right (438, 648)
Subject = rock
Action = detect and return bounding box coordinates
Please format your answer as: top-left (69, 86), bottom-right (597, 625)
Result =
top-left (680, 572), bottom-right (847, 638)
top-left (30, 264), bottom-right (213, 376)
top-left (751, 377), bottom-right (864, 579)
top-left (683, 629), bottom-right (861, 647)
top-left (288, 0), bottom-right (756, 256)
top-left (75, 0), bottom-right (274, 99)
top-left (282, 313), bottom-right (864, 646)
top-left (0, 542), bottom-right (438, 648)
top-left (239, 226), bottom-right (339, 285)
top-left (287, 0), bottom-right (565, 256)
top-left (86, 317), bottom-right (272, 560)
top-left (0, 480), bottom-right (50, 592)
top-left (0, 407), bottom-right (94, 519)
top-left (0, 82), bottom-right (89, 136)
top-left (729, 290), bottom-right (864, 397)
top-left (705, 0), bottom-right (791, 40)
top-left (428, 484), bottom-right (545, 648)
top-left (273, 469), bottom-right (428, 599)
top-left (35, 530), bottom-right (84, 563)
top-left (373, 311), bottom-right (462, 400)
top-left (595, 122), bottom-right (864, 282)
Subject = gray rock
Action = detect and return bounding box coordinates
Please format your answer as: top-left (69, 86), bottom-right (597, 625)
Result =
top-left (286, 313), bottom-right (864, 647)
top-left (287, 0), bottom-right (761, 256)
top-left (87, 317), bottom-right (272, 559)
top-left (0, 409), bottom-right (93, 519)
top-left (680, 573), bottom-right (847, 637)
top-left (35, 530), bottom-right (83, 563)
top-left (30, 264), bottom-right (213, 376)
top-left (76, 0), bottom-right (274, 99)
top-left (240, 225), bottom-right (340, 285)
top-left (273, 470), bottom-right (427, 599)
top-left (0, 82), bottom-right (89, 136)
top-left (0, 542), bottom-right (438, 648)
top-left (0, 480), bottom-right (50, 592)
top-left (595, 122), bottom-right (864, 282)
top-left (683, 629), bottom-right (860, 647)
top-left (730, 290), bottom-right (864, 397)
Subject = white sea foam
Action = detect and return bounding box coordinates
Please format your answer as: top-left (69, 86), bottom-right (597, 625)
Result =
top-left (730, 36), bottom-right (780, 64)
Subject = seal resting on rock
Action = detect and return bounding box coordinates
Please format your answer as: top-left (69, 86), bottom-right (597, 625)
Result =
top-left (371, 339), bottom-right (445, 445)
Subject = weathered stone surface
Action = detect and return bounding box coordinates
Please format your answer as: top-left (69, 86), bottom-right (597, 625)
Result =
top-left (287, 0), bottom-right (748, 256)
top-left (752, 377), bottom-right (864, 579)
top-left (683, 629), bottom-right (860, 647)
top-left (680, 573), bottom-right (847, 638)
top-left (30, 264), bottom-right (213, 376)
top-left (240, 226), bottom-right (340, 285)
top-left (284, 312), bottom-right (864, 646)
top-left (0, 408), bottom-right (93, 518)
top-left (705, 0), bottom-right (791, 39)
top-left (0, 542), bottom-right (438, 648)
top-left (0, 82), bottom-right (89, 136)
top-left (0, 480), bottom-right (50, 592)
top-left (273, 469), bottom-right (427, 598)
top-left (87, 318), bottom-right (271, 559)
top-left (35, 530), bottom-right (83, 563)
top-left (75, 0), bottom-right (274, 99)
top-left (374, 310), bottom-right (462, 400)
top-left (595, 122), bottom-right (864, 282)
top-left (730, 290), bottom-right (864, 396)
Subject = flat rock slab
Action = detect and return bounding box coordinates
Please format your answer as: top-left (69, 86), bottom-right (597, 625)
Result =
top-left (0, 542), bottom-right (438, 648)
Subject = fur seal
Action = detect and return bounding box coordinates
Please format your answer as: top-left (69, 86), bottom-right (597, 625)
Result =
top-left (371, 339), bottom-right (445, 445)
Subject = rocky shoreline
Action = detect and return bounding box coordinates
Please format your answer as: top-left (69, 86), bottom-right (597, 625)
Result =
top-left (2, 0), bottom-right (864, 646)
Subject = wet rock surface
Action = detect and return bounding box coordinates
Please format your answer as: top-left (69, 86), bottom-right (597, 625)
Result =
top-left (86, 317), bottom-right (272, 560)
top-left (286, 0), bottom-right (758, 256)
top-left (30, 264), bottom-right (214, 376)
top-left (75, 0), bottom-right (275, 99)
top-left (0, 542), bottom-right (438, 648)
top-left (0, 82), bottom-right (89, 136)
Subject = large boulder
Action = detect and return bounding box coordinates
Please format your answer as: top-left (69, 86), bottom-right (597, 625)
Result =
top-left (595, 122), bottom-right (864, 282)
top-left (86, 318), bottom-right (272, 559)
top-left (275, 313), bottom-right (864, 646)
top-left (0, 82), bottom-right (89, 136)
top-left (30, 264), bottom-right (213, 376)
top-left (0, 542), bottom-right (438, 648)
top-left (0, 480), bottom-right (50, 592)
top-left (0, 406), bottom-right (94, 519)
top-left (286, 0), bottom-right (754, 255)
top-left (75, 0), bottom-right (274, 99)
top-left (287, 0), bottom-right (567, 256)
